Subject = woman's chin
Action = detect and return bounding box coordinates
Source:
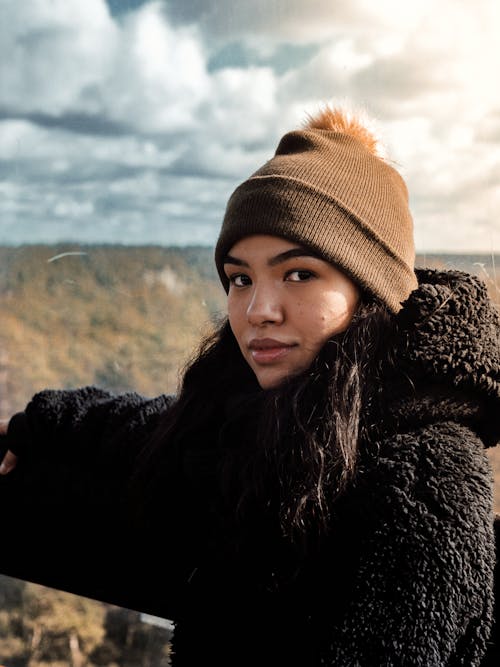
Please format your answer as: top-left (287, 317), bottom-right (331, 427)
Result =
top-left (253, 364), bottom-right (305, 390)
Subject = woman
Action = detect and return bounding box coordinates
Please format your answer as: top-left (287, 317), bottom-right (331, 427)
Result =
top-left (0, 106), bottom-right (499, 666)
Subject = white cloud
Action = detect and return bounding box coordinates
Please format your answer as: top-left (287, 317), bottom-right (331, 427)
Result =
top-left (204, 66), bottom-right (278, 146)
top-left (102, 2), bottom-right (210, 132)
top-left (0, 0), bottom-right (118, 114)
top-left (165, 0), bottom-right (434, 47)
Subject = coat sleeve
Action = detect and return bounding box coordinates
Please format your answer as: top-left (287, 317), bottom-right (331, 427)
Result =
top-left (4, 385), bottom-right (174, 464)
top-left (324, 421), bottom-right (495, 667)
top-left (0, 386), bottom-right (179, 617)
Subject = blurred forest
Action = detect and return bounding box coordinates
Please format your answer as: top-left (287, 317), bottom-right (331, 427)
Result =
top-left (0, 245), bottom-right (498, 666)
top-left (0, 244), bottom-right (226, 416)
top-left (0, 574), bottom-right (173, 667)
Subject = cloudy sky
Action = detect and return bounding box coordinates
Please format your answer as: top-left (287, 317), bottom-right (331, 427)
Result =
top-left (1, 0), bottom-right (499, 252)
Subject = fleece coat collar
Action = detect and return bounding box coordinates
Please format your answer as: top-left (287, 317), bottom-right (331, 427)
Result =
top-left (387, 268), bottom-right (500, 447)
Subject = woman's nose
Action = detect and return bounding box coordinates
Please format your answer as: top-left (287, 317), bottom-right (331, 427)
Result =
top-left (246, 284), bottom-right (284, 326)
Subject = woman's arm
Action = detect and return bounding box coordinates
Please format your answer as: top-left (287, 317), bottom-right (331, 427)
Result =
top-left (325, 421), bottom-right (495, 666)
top-left (1, 385), bottom-right (174, 467)
top-left (0, 386), bottom-right (178, 617)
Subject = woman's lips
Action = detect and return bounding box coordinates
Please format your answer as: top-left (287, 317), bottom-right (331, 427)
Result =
top-left (248, 338), bottom-right (296, 364)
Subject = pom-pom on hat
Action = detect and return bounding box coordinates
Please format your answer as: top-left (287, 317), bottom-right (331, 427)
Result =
top-left (215, 105), bottom-right (418, 313)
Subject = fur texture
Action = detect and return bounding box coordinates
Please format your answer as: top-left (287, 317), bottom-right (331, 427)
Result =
top-left (303, 105), bottom-right (384, 158)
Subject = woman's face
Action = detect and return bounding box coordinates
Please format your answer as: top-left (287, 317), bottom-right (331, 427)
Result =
top-left (224, 234), bottom-right (360, 389)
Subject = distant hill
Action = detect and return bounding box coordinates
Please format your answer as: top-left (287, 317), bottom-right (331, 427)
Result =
top-left (416, 253), bottom-right (500, 273)
top-left (0, 244), bottom-right (226, 416)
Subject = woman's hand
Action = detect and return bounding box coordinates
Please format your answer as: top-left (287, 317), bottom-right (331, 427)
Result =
top-left (0, 419), bottom-right (17, 474)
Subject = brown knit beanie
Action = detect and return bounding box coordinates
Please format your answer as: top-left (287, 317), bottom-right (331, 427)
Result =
top-left (215, 106), bottom-right (418, 313)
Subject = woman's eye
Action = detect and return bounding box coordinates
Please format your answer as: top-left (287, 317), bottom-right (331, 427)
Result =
top-left (286, 270), bottom-right (314, 282)
top-left (229, 273), bottom-right (251, 287)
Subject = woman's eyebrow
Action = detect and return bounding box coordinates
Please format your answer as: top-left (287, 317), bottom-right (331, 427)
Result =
top-left (268, 248), bottom-right (320, 266)
top-left (223, 254), bottom-right (248, 267)
top-left (223, 248), bottom-right (319, 268)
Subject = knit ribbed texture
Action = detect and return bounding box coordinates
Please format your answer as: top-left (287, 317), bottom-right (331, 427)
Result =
top-left (215, 128), bottom-right (418, 312)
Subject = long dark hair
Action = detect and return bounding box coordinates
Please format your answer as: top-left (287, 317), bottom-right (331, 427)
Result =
top-left (135, 297), bottom-right (395, 545)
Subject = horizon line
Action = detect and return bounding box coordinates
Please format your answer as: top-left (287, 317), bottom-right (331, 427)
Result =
top-left (0, 242), bottom-right (498, 256)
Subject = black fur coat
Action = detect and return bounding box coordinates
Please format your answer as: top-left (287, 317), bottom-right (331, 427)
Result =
top-left (0, 269), bottom-right (499, 666)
